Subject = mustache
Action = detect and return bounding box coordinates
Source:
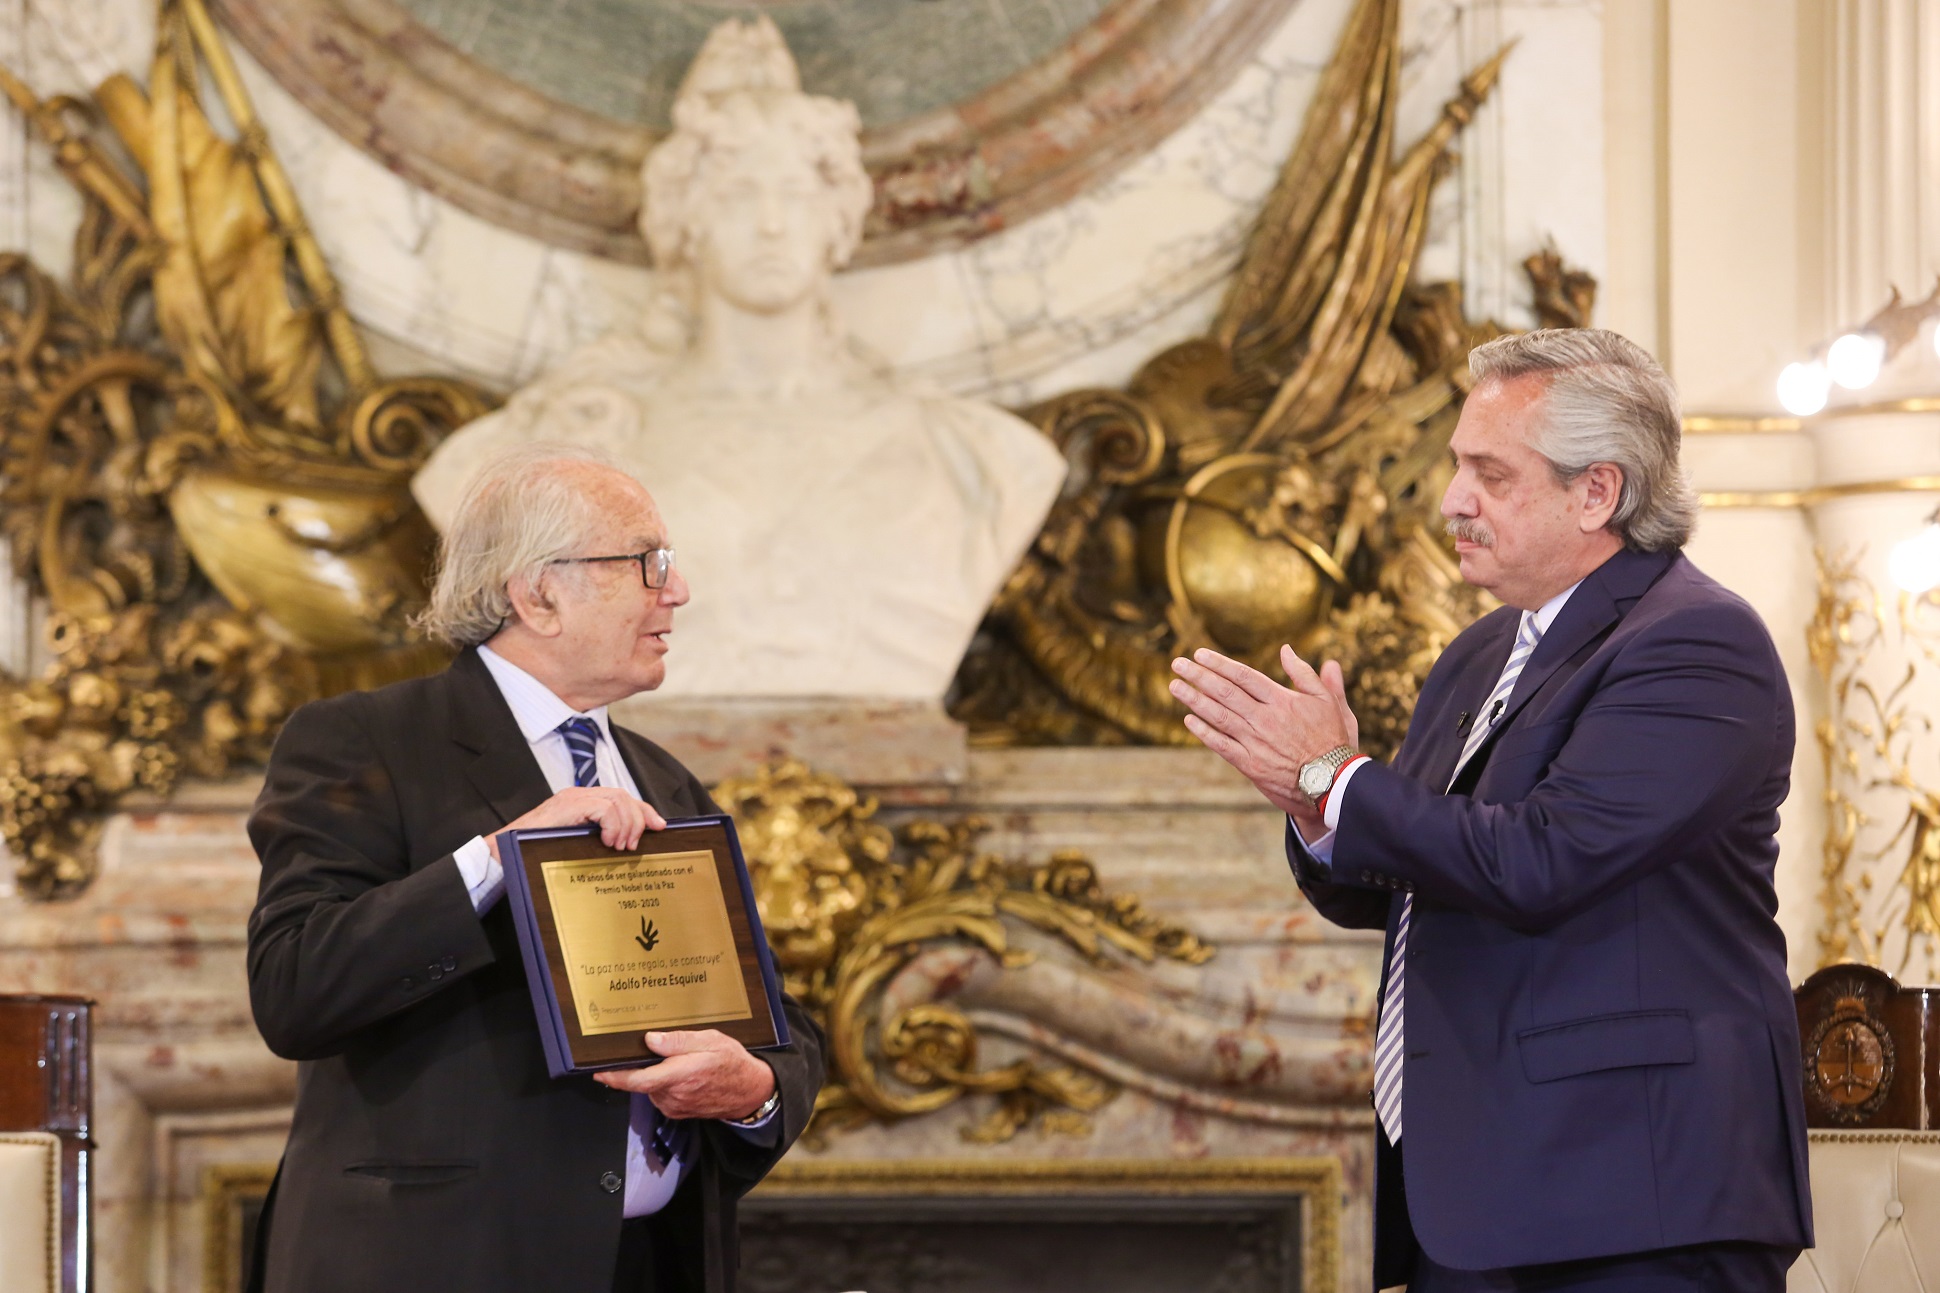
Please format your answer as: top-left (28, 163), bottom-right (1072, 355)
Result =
top-left (1445, 518), bottom-right (1494, 547)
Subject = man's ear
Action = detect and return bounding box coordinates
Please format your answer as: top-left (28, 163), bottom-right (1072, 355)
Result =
top-left (505, 571), bottom-right (564, 638)
top-left (1579, 463), bottom-right (1624, 533)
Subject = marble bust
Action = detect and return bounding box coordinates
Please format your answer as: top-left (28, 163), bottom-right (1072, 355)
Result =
top-left (413, 17), bottom-right (1066, 700)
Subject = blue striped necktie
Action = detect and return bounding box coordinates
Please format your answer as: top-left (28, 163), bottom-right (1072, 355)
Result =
top-left (1371, 610), bottom-right (1544, 1144)
top-left (558, 716), bottom-right (601, 788)
top-left (554, 715), bottom-right (685, 1163)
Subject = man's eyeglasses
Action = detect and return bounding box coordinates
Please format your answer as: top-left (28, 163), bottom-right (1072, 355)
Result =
top-left (551, 548), bottom-right (677, 589)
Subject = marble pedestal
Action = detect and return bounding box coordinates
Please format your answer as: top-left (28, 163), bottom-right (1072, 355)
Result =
top-left (0, 716), bottom-right (1379, 1293)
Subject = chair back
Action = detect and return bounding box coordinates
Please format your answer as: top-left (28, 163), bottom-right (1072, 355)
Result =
top-left (0, 996), bottom-right (92, 1293)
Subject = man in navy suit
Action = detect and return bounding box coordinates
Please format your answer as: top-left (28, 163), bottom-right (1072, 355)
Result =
top-left (1171, 329), bottom-right (1812, 1290)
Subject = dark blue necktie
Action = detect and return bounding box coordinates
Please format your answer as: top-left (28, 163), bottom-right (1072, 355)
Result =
top-left (558, 716), bottom-right (600, 788)
top-left (557, 716), bottom-right (686, 1163)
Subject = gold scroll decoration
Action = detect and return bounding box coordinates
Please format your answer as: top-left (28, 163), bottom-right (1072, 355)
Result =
top-left (0, 0), bottom-right (490, 897)
top-left (949, 0), bottom-right (1595, 756)
top-left (717, 759), bottom-right (1213, 1145)
top-left (1809, 547), bottom-right (1940, 978)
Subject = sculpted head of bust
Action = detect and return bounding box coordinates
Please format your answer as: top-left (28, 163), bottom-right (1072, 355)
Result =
top-left (411, 16), bottom-right (1068, 701)
top-left (640, 17), bottom-right (873, 318)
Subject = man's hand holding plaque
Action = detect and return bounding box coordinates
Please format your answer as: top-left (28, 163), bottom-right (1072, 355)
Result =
top-left (485, 786), bottom-right (667, 862)
top-left (594, 1029), bottom-right (778, 1120)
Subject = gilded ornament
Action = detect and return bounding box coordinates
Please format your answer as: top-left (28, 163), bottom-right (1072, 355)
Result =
top-left (1809, 546), bottom-right (1940, 976)
top-left (716, 759), bottom-right (1212, 1144)
top-left (0, 0), bottom-right (487, 897)
top-left (949, 0), bottom-right (1585, 758)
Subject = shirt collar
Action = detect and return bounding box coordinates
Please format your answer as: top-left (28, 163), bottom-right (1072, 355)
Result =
top-left (476, 645), bottom-right (616, 747)
top-left (1527, 579), bottom-right (1582, 637)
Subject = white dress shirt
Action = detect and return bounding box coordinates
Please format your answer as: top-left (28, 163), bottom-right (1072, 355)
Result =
top-left (1301, 579), bottom-right (1583, 865)
top-left (454, 646), bottom-right (774, 1218)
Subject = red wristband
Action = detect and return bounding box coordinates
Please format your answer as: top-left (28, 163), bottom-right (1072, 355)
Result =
top-left (1316, 755), bottom-right (1370, 817)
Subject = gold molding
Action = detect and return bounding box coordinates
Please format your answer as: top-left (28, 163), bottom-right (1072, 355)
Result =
top-left (1683, 415), bottom-right (1804, 435)
top-left (754, 1155), bottom-right (1343, 1293)
top-left (1702, 475), bottom-right (1940, 510)
top-left (1684, 398), bottom-right (1940, 436)
top-left (200, 1162), bottom-right (277, 1293)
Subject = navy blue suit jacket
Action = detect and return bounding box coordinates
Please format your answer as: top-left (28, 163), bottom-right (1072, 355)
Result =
top-left (1293, 546), bottom-right (1812, 1277)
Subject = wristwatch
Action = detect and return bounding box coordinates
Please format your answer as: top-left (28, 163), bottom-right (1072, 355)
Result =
top-left (1296, 745), bottom-right (1360, 809)
top-left (728, 1087), bottom-right (781, 1126)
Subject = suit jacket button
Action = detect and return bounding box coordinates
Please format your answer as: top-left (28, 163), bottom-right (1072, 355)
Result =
top-left (600, 1171), bottom-right (623, 1193)
top-left (428, 964), bottom-right (446, 981)
top-left (398, 976), bottom-right (414, 991)
top-left (441, 954), bottom-right (458, 972)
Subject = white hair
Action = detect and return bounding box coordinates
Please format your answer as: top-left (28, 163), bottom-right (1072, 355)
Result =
top-left (415, 444), bottom-right (624, 648)
top-left (1467, 328), bottom-right (1698, 553)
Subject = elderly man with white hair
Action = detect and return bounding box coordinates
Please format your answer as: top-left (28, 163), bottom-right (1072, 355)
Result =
top-left (245, 445), bottom-right (823, 1293)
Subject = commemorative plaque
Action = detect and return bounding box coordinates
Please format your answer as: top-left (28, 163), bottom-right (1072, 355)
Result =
top-left (499, 815), bottom-right (788, 1077)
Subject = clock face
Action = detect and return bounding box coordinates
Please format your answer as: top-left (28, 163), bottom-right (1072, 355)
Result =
top-left (395, 0), bottom-right (1112, 130)
top-left (210, 0), bottom-right (1298, 266)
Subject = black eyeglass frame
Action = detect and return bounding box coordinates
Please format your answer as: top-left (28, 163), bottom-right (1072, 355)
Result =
top-left (550, 548), bottom-right (677, 589)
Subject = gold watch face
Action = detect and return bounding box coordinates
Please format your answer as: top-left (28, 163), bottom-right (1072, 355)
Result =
top-left (1299, 762), bottom-right (1334, 798)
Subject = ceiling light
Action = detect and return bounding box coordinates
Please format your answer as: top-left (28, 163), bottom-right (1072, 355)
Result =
top-left (1776, 361), bottom-right (1830, 416)
top-left (1826, 332), bottom-right (1886, 389)
top-left (1890, 512), bottom-right (1940, 595)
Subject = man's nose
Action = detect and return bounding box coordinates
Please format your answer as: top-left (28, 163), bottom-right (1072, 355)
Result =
top-left (1441, 474), bottom-right (1475, 520)
top-left (660, 567), bottom-right (692, 607)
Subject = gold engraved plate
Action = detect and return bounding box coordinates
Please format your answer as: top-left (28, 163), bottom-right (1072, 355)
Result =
top-left (540, 850), bottom-right (754, 1036)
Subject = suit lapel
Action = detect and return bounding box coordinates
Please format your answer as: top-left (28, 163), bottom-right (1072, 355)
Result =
top-left (609, 726), bottom-right (674, 815)
top-left (1493, 546), bottom-right (1676, 733)
top-left (1437, 547), bottom-right (1678, 790)
top-left (445, 647), bottom-right (699, 820)
top-left (446, 649), bottom-right (554, 823)
top-left (1417, 611), bottom-right (1520, 793)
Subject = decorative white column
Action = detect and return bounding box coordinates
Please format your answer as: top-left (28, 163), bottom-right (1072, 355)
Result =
top-left (1818, 0), bottom-right (1940, 334)
top-left (1805, 396), bottom-right (1940, 981)
top-left (1789, 0), bottom-right (1940, 978)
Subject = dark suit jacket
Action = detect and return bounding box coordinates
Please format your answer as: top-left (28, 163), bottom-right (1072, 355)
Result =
top-left (245, 649), bottom-right (824, 1293)
top-left (1291, 547), bottom-right (1812, 1281)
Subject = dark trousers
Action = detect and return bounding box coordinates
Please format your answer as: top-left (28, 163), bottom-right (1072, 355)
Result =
top-left (611, 1213), bottom-right (706, 1293)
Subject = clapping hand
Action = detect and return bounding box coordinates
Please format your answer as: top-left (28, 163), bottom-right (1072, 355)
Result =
top-left (1169, 646), bottom-right (1359, 834)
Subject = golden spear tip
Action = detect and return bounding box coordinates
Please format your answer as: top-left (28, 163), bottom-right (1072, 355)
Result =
top-left (1461, 37), bottom-right (1520, 104)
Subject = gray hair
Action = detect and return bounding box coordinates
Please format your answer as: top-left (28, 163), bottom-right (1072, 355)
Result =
top-left (415, 444), bottom-right (622, 648)
top-left (1467, 328), bottom-right (1698, 552)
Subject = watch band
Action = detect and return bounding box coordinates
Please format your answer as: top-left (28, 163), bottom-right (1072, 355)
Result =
top-left (1317, 753), bottom-right (1366, 816)
top-left (1299, 744), bottom-right (1360, 809)
top-left (728, 1088), bottom-right (781, 1126)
